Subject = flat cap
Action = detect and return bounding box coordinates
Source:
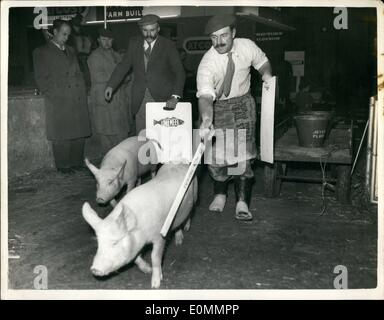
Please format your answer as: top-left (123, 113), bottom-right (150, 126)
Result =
top-left (138, 14), bottom-right (160, 27)
top-left (98, 27), bottom-right (114, 39)
top-left (205, 14), bottom-right (236, 35)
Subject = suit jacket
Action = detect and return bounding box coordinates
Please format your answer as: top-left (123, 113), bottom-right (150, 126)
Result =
top-left (33, 41), bottom-right (91, 140)
top-left (107, 35), bottom-right (186, 115)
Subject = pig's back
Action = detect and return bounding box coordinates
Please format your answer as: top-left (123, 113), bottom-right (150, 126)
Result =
top-left (122, 164), bottom-right (195, 239)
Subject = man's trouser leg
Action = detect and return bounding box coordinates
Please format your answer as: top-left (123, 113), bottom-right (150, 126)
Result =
top-left (135, 89), bottom-right (155, 136)
top-left (52, 138), bottom-right (85, 171)
top-left (52, 140), bottom-right (71, 170)
top-left (69, 138), bottom-right (85, 168)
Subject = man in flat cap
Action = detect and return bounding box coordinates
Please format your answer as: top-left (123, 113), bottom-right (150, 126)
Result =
top-left (88, 28), bottom-right (132, 155)
top-left (197, 14), bottom-right (272, 221)
top-left (105, 14), bottom-right (185, 135)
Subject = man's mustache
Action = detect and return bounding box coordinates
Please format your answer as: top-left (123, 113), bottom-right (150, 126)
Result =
top-left (145, 36), bottom-right (155, 41)
top-left (214, 43), bottom-right (226, 48)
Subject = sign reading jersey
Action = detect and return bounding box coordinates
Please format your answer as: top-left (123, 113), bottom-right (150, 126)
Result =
top-left (146, 103), bottom-right (192, 164)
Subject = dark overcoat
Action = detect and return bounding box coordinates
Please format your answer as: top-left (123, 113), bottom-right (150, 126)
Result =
top-left (33, 41), bottom-right (91, 140)
top-left (107, 35), bottom-right (186, 115)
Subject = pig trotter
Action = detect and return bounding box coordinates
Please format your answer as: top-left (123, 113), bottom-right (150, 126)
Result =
top-left (174, 230), bottom-right (184, 246)
top-left (151, 238), bottom-right (165, 288)
top-left (184, 218), bottom-right (191, 232)
top-left (135, 255), bottom-right (152, 274)
top-left (110, 199), bottom-right (117, 207)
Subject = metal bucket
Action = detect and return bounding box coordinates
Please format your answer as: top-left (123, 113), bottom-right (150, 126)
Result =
top-left (294, 112), bottom-right (332, 147)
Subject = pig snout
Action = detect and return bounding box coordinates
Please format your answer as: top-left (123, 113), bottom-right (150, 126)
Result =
top-left (91, 267), bottom-right (105, 277)
top-left (96, 197), bottom-right (107, 204)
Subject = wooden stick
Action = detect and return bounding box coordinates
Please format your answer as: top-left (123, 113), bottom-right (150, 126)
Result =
top-left (160, 141), bottom-right (206, 237)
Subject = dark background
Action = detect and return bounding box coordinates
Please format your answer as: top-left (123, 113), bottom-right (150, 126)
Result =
top-left (8, 6), bottom-right (377, 118)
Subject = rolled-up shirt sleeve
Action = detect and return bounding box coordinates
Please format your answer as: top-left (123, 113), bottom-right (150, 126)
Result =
top-left (249, 39), bottom-right (269, 71)
top-left (196, 54), bottom-right (216, 101)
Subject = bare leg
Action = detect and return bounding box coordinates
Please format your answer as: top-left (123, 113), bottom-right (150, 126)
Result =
top-left (151, 238), bottom-right (166, 288)
top-left (135, 255), bottom-right (152, 274)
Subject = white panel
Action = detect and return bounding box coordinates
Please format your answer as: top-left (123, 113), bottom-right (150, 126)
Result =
top-left (260, 76), bottom-right (276, 164)
top-left (146, 102), bottom-right (192, 164)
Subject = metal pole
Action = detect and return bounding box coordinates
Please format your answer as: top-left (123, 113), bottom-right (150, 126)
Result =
top-left (370, 99), bottom-right (378, 203)
top-left (365, 97), bottom-right (375, 188)
top-left (104, 6), bottom-right (107, 29)
top-left (350, 119), bottom-right (369, 176)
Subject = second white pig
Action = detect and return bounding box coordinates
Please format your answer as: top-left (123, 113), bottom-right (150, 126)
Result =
top-left (85, 136), bottom-right (158, 206)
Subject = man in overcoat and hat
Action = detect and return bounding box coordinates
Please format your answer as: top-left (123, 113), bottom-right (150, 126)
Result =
top-left (33, 19), bottom-right (91, 173)
top-left (88, 28), bottom-right (132, 155)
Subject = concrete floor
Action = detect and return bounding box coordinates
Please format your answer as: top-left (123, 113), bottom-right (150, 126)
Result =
top-left (8, 159), bottom-right (377, 290)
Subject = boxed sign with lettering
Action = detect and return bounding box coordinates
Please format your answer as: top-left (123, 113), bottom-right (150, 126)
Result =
top-left (146, 102), bottom-right (193, 164)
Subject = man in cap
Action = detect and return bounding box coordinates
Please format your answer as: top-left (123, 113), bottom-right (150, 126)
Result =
top-left (87, 28), bottom-right (133, 155)
top-left (105, 14), bottom-right (185, 135)
top-left (197, 14), bottom-right (272, 221)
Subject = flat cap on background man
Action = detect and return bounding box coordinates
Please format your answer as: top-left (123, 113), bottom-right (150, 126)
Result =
top-left (138, 14), bottom-right (160, 26)
top-left (205, 14), bottom-right (236, 35)
top-left (98, 27), bottom-right (114, 38)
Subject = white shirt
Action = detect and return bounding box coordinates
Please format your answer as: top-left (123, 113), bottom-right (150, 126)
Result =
top-left (196, 38), bottom-right (268, 101)
top-left (51, 40), bottom-right (65, 51)
top-left (143, 38), bottom-right (157, 52)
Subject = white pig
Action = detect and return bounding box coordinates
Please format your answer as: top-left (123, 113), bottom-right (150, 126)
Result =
top-left (85, 136), bottom-right (158, 207)
top-left (82, 163), bottom-right (197, 288)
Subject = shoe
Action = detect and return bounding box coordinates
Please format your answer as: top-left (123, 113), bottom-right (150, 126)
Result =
top-left (209, 194), bottom-right (227, 212)
top-left (234, 177), bottom-right (253, 221)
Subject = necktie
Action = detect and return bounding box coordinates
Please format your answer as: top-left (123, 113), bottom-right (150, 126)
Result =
top-left (218, 52), bottom-right (235, 98)
top-left (144, 42), bottom-right (151, 59)
top-left (144, 42), bottom-right (151, 70)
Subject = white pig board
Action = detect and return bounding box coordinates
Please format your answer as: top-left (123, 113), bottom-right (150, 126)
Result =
top-left (260, 76), bottom-right (276, 164)
top-left (146, 102), bottom-right (192, 163)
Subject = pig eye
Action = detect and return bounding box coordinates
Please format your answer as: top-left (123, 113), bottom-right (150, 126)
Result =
top-left (112, 240), bottom-right (119, 246)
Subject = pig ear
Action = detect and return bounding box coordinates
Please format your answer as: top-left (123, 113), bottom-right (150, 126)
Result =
top-left (109, 203), bottom-right (136, 231)
top-left (82, 202), bottom-right (102, 231)
top-left (121, 203), bottom-right (136, 231)
top-left (84, 158), bottom-right (99, 177)
top-left (115, 161), bottom-right (127, 181)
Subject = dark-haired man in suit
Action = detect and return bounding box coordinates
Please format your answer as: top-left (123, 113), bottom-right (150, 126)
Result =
top-left (105, 14), bottom-right (186, 135)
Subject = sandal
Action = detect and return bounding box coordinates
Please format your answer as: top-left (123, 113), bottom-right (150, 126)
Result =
top-left (235, 210), bottom-right (253, 221)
